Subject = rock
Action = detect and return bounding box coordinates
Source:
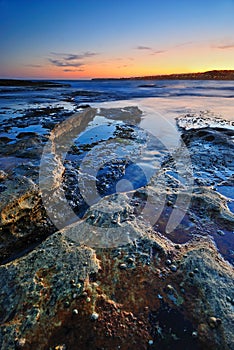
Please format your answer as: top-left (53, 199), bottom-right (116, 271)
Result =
top-left (180, 241), bottom-right (234, 349)
top-left (15, 338), bottom-right (26, 349)
top-left (208, 317), bottom-right (222, 329)
top-left (0, 175), bottom-right (40, 226)
top-left (165, 259), bottom-right (172, 266)
top-left (0, 105), bottom-right (233, 350)
top-left (0, 174), bottom-right (55, 263)
top-left (170, 265), bottom-right (177, 272)
top-left (0, 170), bottom-right (7, 181)
top-left (91, 312), bottom-right (99, 321)
top-left (72, 309), bottom-right (79, 315)
top-left (217, 230), bottom-right (225, 236)
top-left (119, 263), bottom-right (127, 270)
top-left (0, 233), bottom-right (99, 349)
top-left (98, 106), bottom-right (142, 123)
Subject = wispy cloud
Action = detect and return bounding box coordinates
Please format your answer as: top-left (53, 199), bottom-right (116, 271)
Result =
top-left (49, 59), bottom-right (84, 68)
top-left (50, 51), bottom-right (98, 59)
top-left (150, 50), bottom-right (167, 55)
top-left (63, 68), bottom-right (85, 72)
top-left (214, 43), bottom-right (234, 49)
top-left (136, 46), bottom-right (166, 54)
top-left (117, 64), bottom-right (130, 69)
top-left (24, 64), bottom-right (42, 68)
top-left (173, 41), bottom-right (194, 48)
top-left (49, 51), bottom-right (98, 68)
top-left (136, 46), bottom-right (152, 50)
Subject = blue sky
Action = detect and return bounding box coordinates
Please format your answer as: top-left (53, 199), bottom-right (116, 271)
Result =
top-left (1, 0), bottom-right (234, 78)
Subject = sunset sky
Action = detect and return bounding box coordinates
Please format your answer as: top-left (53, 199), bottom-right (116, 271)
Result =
top-left (1, 0), bottom-right (234, 79)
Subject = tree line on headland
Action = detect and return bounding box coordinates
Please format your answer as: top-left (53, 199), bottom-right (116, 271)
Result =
top-left (92, 70), bottom-right (234, 81)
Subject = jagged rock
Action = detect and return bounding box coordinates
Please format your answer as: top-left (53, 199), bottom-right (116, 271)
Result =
top-left (98, 106), bottom-right (142, 122)
top-left (179, 241), bottom-right (234, 350)
top-left (0, 175), bottom-right (40, 227)
top-left (0, 174), bottom-right (53, 263)
top-left (0, 233), bottom-right (99, 350)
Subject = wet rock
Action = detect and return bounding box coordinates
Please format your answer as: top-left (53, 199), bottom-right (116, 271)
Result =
top-left (0, 173), bottom-right (55, 263)
top-left (0, 233), bottom-right (99, 349)
top-left (98, 106), bottom-right (142, 123)
top-left (208, 317), bottom-right (222, 329)
top-left (0, 170), bottom-right (7, 181)
top-left (179, 241), bottom-right (234, 349)
top-left (0, 175), bottom-right (40, 227)
top-left (90, 312), bottom-right (99, 320)
top-left (170, 264), bottom-right (177, 272)
top-left (165, 259), bottom-right (172, 266)
top-left (119, 263), bottom-right (127, 270)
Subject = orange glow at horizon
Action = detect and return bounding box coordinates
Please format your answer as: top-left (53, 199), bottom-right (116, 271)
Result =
top-left (4, 44), bottom-right (234, 80)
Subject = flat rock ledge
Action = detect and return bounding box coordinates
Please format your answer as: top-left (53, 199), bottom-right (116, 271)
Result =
top-left (0, 209), bottom-right (233, 349)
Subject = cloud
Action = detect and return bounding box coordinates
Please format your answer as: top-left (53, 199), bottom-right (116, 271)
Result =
top-left (49, 58), bottom-right (84, 68)
top-left (136, 46), bottom-right (166, 54)
top-left (49, 51), bottom-right (98, 68)
top-left (214, 43), bottom-right (234, 49)
top-left (117, 64), bottom-right (130, 68)
top-left (150, 50), bottom-right (166, 55)
top-left (50, 51), bottom-right (98, 59)
top-left (173, 41), bottom-right (193, 48)
top-left (24, 64), bottom-right (42, 68)
top-left (63, 68), bottom-right (85, 72)
top-left (136, 46), bottom-right (152, 50)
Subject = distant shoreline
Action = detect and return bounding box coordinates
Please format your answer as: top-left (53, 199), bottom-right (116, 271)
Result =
top-left (0, 79), bottom-right (70, 87)
top-left (1, 70), bottom-right (234, 86)
top-left (92, 70), bottom-right (234, 81)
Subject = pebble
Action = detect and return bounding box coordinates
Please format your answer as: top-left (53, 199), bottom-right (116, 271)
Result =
top-left (91, 312), bottom-right (99, 320)
top-left (148, 340), bottom-right (154, 345)
top-left (192, 331), bottom-right (198, 338)
top-left (72, 309), bottom-right (79, 315)
top-left (208, 316), bottom-right (222, 328)
top-left (217, 230), bottom-right (225, 236)
top-left (0, 170), bottom-right (7, 180)
top-left (15, 338), bottom-right (26, 349)
top-left (226, 296), bottom-right (234, 305)
top-left (165, 259), bottom-right (172, 266)
top-left (189, 272), bottom-right (194, 277)
top-left (119, 263), bottom-right (127, 270)
top-left (86, 297), bottom-right (91, 303)
top-left (194, 268), bottom-right (199, 274)
top-left (64, 301), bottom-right (70, 308)
top-left (170, 265), bottom-right (177, 272)
top-left (166, 284), bottom-right (174, 294)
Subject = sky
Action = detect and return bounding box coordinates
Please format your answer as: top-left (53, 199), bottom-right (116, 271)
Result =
top-left (0, 0), bottom-right (234, 79)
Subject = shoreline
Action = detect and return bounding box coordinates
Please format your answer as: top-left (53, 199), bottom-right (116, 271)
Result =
top-left (0, 83), bottom-right (233, 349)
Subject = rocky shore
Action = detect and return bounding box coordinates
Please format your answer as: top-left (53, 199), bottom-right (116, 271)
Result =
top-left (0, 103), bottom-right (233, 349)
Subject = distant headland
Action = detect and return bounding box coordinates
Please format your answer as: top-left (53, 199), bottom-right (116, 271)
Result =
top-left (92, 70), bottom-right (234, 81)
top-left (0, 79), bottom-right (70, 87)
